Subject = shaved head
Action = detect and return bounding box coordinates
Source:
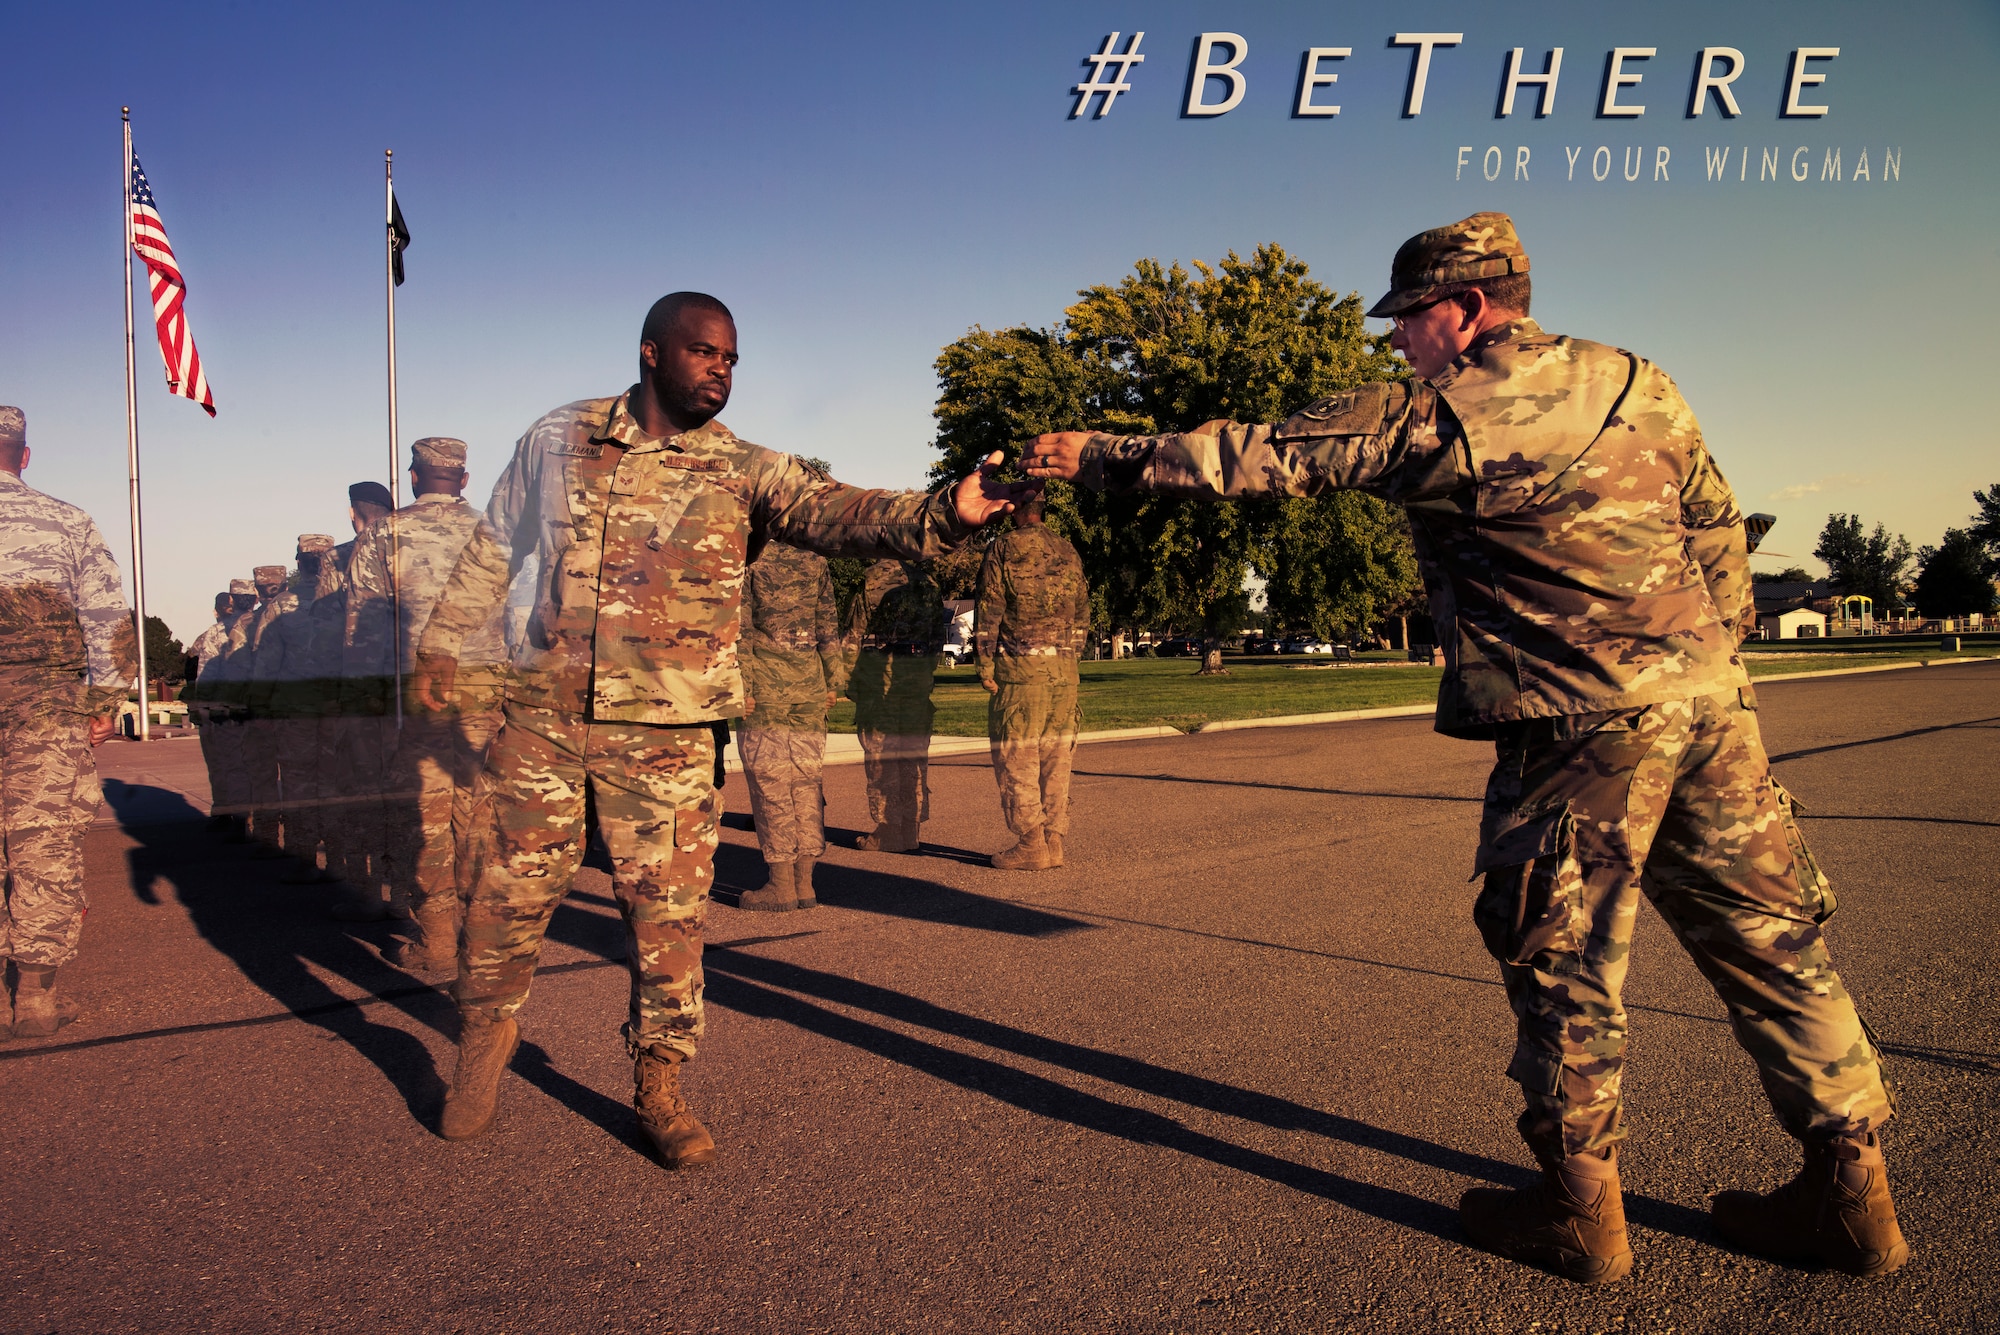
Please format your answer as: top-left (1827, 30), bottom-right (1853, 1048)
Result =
top-left (641, 292), bottom-right (734, 349)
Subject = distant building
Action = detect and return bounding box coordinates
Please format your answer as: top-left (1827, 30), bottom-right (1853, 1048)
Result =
top-left (1758, 607), bottom-right (1828, 639)
top-left (1748, 579), bottom-right (1839, 639)
top-left (943, 598), bottom-right (974, 663)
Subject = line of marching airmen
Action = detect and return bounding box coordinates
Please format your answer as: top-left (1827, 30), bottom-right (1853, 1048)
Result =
top-left (178, 440), bottom-right (1095, 972)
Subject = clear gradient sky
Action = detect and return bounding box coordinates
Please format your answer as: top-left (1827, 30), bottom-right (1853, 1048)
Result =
top-left (4, 1), bottom-right (1995, 642)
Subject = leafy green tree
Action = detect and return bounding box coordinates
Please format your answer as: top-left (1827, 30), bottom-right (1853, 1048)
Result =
top-left (1913, 529), bottom-right (1998, 618)
top-left (931, 243), bottom-right (1408, 672)
top-left (1970, 482), bottom-right (2000, 576)
top-left (137, 613), bottom-right (184, 684)
top-left (1258, 492), bottom-right (1424, 643)
top-left (1813, 514), bottom-right (1914, 612)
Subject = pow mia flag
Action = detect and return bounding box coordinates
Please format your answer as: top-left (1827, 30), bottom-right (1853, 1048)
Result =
top-left (389, 188), bottom-right (411, 286)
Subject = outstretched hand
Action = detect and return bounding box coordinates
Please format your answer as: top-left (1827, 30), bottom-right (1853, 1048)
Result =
top-left (952, 450), bottom-right (1041, 528)
top-left (1020, 433), bottom-right (1092, 482)
top-left (413, 653), bottom-right (458, 714)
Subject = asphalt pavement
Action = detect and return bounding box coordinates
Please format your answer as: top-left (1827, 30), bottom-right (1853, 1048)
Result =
top-left (4, 663), bottom-right (1996, 1334)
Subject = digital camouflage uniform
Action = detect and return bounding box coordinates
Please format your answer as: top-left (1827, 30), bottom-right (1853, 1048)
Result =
top-left (418, 389), bottom-right (971, 1061)
top-left (1074, 312), bottom-right (1891, 1163)
top-left (188, 601), bottom-right (233, 818)
top-left (347, 465), bottom-right (509, 921)
top-left (251, 537), bottom-right (338, 861)
top-left (239, 565), bottom-right (296, 846)
top-left (975, 523), bottom-right (1090, 841)
top-left (306, 540), bottom-right (368, 884)
top-left (738, 541), bottom-right (845, 864)
top-left (0, 432), bottom-right (136, 971)
top-left (843, 559), bottom-right (947, 848)
top-left (190, 581), bottom-right (259, 827)
top-left (189, 613), bottom-right (231, 679)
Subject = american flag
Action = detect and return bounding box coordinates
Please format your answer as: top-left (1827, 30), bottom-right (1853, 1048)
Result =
top-left (130, 154), bottom-right (215, 416)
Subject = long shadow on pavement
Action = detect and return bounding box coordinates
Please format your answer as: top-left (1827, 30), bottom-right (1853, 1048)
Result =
top-left (1067, 769), bottom-right (1482, 803)
top-left (700, 948), bottom-right (1713, 1245)
top-left (708, 837), bottom-right (1092, 939)
top-left (90, 780), bottom-right (453, 1125)
top-left (1767, 712), bottom-right (2000, 764)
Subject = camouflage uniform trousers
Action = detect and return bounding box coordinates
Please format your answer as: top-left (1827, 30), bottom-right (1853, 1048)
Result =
top-left (384, 681), bottom-right (505, 916)
top-left (987, 676), bottom-right (1079, 838)
top-left (276, 717), bottom-right (323, 859)
top-left (456, 701), bottom-right (718, 1061)
top-left (850, 651), bottom-right (937, 843)
top-left (1, 692), bottom-right (99, 968)
top-left (738, 714), bottom-right (829, 863)
top-left (241, 717), bottom-right (284, 845)
top-left (1474, 688), bottom-right (1893, 1161)
top-left (197, 711), bottom-right (253, 820)
top-left (316, 713), bottom-right (395, 889)
top-left (856, 702), bottom-right (934, 842)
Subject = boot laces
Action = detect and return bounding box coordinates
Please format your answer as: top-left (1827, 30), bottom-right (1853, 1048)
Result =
top-left (636, 1057), bottom-right (687, 1119)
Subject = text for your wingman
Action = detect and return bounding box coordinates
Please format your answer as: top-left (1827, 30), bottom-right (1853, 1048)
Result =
top-left (1071, 34), bottom-right (1898, 186)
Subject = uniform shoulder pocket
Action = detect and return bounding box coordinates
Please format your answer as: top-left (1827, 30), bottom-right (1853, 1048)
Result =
top-left (1277, 382), bottom-right (1394, 439)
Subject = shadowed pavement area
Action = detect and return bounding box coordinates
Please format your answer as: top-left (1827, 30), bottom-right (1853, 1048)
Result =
top-left (4, 663), bottom-right (1995, 1331)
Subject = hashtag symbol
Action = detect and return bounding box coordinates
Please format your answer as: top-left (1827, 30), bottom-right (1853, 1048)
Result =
top-left (1072, 32), bottom-right (1145, 118)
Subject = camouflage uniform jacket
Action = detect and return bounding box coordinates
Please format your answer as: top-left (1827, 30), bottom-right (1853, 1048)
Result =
top-left (191, 621), bottom-right (232, 676)
top-left (231, 590), bottom-right (294, 716)
top-left (0, 472), bottom-right (136, 714)
top-left (974, 524), bottom-right (1090, 686)
top-left (250, 589), bottom-right (324, 718)
top-left (741, 542), bottom-right (845, 718)
top-left (304, 540), bottom-right (355, 713)
top-left (843, 559), bottom-right (947, 701)
top-left (417, 389), bottom-right (972, 724)
top-left (346, 495), bottom-right (508, 706)
top-left (1077, 319), bottom-right (1750, 737)
top-left (190, 607), bottom-right (256, 707)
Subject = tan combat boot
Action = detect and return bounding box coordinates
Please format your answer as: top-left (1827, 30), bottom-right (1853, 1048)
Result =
top-left (1460, 1146), bottom-right (1633, 1284)
top-left (385, 907), bottom-right (458, 973)
top-left (8, 963), bottom-right (80, 1040)
top-left (794, 857), bottom-right (818, 909)
top-left (856, 821), bottom-right (919, 854)
top-left (737, 861), bottom-right (797, 912)
top-left (1711, 1133), bottom-right (1909, 1276)
top-left (634, 1050), bottom-right (716, 1169)
top-left (1045, 832), bottom-right (1065, 867)
top-left (440, 1012), bottom-right (520, 1141)
top-left (990, 830), bottom-right (1051, 871)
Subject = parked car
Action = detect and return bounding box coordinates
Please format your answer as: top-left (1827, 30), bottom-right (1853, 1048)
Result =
top-left (1279, 636), bottom-right (1333, 655)
top-left (1241, 637), bottom-right (1281, 655)
top-left (1154, 636), bottom-right (1200, 658)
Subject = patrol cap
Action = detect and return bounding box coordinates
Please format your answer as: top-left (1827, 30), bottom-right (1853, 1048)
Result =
top-left (411, 436), bottom-right (468, 469)
top-left (1366, 211), bottom-right (1531, 318)
top-left (253, 565), bottom-right (288, 584)
top-left (349, 480), bottom-right (394, 510)
top-left (297, 533), bottom-right (336, 555)
top-left (0, 406), bottom-right (23, 445)
top-left (229, 578), bottom-right (256, 596)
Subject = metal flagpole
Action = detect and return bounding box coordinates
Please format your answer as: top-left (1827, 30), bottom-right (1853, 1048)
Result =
top-left (123, 107), bottom-right (151, 742)
top-left (385, 149), bottom-right (402, 729)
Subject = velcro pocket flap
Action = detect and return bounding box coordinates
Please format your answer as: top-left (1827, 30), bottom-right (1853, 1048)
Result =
top-left (1473, 804), bottom-right (1571, 879)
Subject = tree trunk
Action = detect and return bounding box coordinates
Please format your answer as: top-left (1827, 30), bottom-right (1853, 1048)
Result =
top-left (1197, 638), bottom-right (1228, 675)
top-left (1111, 630), bottom-right (1128, 661)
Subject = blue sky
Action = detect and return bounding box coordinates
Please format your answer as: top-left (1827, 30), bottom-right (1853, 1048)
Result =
top-left (3, 1), bottom-right (1994, 641)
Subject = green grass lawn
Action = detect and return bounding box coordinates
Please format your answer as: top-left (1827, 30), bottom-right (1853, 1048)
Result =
top-left (824, 648), bottom-right (1998, 736)
top-left (830, 654), bottom-right (1443, 736)
top-left (1743, 647), bottom-right (2000, 678)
